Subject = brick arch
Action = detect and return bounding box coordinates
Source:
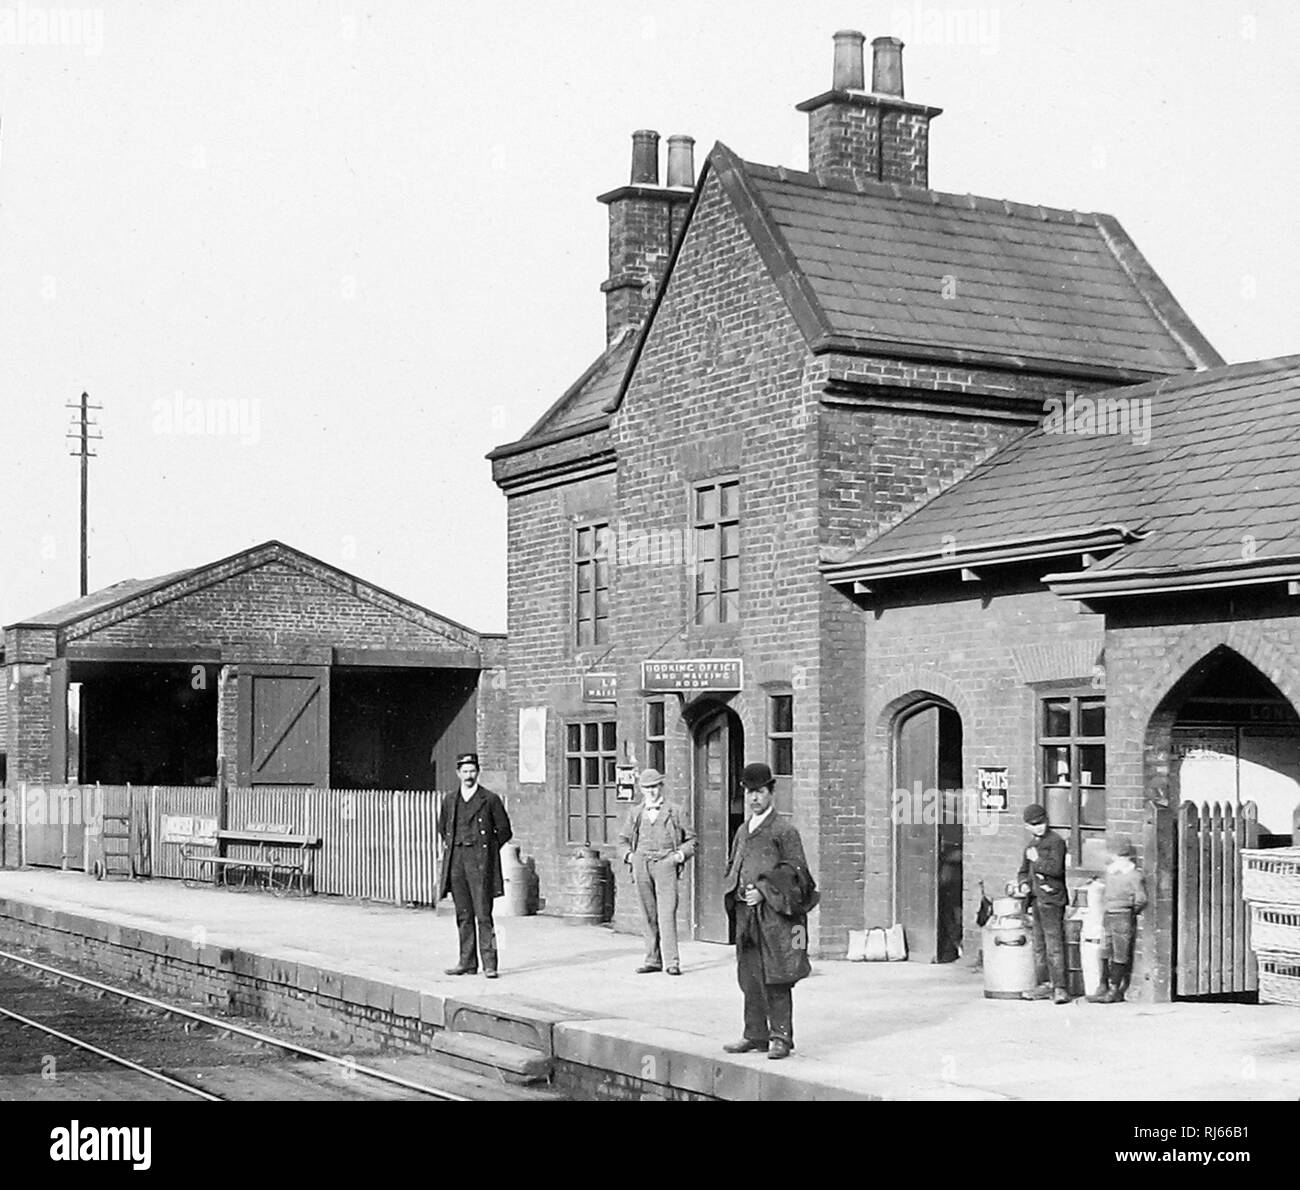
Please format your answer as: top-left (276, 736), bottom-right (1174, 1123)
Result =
top-left (1136, 624), bottom-right (1300, 748)
top-left (865, 666), bottom-right (977, 749)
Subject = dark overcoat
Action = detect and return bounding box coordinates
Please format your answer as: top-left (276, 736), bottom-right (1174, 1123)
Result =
top-left (1017, 828), bottom-right (1068, 908)
top-left (722, 814), bottom-right (820, 985)
top-left (437, 786), bottom-right (513, 901)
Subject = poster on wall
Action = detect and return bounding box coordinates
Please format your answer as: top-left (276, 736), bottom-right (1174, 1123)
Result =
top-left (518, 706), bottom-right (547, 784)
top-left (976, 766), bottom-right (1009, 812)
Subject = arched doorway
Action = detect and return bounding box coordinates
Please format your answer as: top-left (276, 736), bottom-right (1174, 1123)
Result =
top-left (691, 703), bottom-right (745, 943)
top-left (1154, 646), bottom-right (1300, 998)
top-left (893, 699), bottom-right (964, 963)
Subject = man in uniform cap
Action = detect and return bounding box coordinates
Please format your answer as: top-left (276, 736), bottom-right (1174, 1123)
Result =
top-left (720, 762), bottom-right (819, 1060)
top-left (1016, 802), bottom-right (1070, 1003)
top-left (617, 767), bottom-right (696, 975)
top-left (437, 752), bottom-right (513, 978)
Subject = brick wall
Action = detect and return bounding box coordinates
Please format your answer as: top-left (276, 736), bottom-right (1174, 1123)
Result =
top-left (607, 170), bottom-right (819, 939)
top-left (503, 472), bottom-right (617, 907)
top-left (71, 561), bottom-right (471, 653)
top-left (476, 635), bottom-right (509, 794)
top-left (1103, 597), bottom-right (1300, 1000)
top-left (860, 579), bottom-right (1104, 960)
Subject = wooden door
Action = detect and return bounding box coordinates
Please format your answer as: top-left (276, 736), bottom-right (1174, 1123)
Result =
top-left (694, 707), bottom-right (744, 943)
top-left (895, 702), bottom-right (963, 963)
top-left (238, 667), bottom-right (330, 786)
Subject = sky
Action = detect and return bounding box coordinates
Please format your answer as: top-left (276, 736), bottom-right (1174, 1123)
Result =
top-left (1, 1), bottom-right (1297, 633)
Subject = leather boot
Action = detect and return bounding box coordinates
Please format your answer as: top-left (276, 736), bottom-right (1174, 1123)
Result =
top-left (1087, 960), bottom-right (1111, 1003)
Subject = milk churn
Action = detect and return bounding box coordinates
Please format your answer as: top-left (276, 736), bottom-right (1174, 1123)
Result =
top-left (498, 842), bottom-right (536, 917)
top-left (563, 846), bottom-right (610, 924)
top-left (1079, 878), bottom-right (1107, 999)
top-left (982, 896), bottom-right (1036, 999)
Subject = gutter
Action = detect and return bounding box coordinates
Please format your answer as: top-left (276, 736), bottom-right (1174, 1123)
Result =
top-left (823, 525), bottom-right (1139, 588)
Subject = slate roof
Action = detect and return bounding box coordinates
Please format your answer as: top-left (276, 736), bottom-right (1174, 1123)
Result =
top-left (823, 355), bottom-right (1300, 592)
top-left (498, 141), bottom-right (1219, 457)
top-left (9, 569), bottom-right (195, 628)
top-left (713, 145), bottom-right (1220, 381)
top-left (510, 327), bottom-right (635, 446)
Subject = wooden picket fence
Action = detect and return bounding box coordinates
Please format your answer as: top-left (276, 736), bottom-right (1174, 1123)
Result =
top-left (1176, 800), bottom-right (1258, 997)
top-left (13, 783), bottom-right (445, 908)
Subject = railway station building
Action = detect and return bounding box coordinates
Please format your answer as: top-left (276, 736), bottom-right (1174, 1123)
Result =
top-left (490, 31), bottom-right (1299, 999)
top-left (1, 540), bottom-right (506, 867)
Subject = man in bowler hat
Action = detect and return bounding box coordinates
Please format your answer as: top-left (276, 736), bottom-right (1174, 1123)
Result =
top-left (438, 752), bottom-right (513, 978)
top-left (617, 767), bottom-right (696, 976)
top-left (1017, 802), bottom-right (1070, 1003)
top-left (721, 762), bottom-right (819, 1060)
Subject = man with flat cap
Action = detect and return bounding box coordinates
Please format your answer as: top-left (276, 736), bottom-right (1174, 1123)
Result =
top-left (438, 752), bottom-right (513, 979)
top-left (721, 762), bottom-right (819, 1060)
top-left (1016, 802), bottom-right (1070, 1004)
top-left (617, 768), bottom-right (696, 975)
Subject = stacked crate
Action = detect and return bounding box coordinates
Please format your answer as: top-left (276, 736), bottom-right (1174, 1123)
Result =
top-left (1242, 847), bottom-right (1300, 1005)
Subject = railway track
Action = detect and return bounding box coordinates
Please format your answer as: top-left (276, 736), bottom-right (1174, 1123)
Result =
top-left (0, 947), bottom-right (543, 1102)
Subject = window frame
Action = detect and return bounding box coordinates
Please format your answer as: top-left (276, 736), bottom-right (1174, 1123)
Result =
top-left (691, 477), bottom-right (740, 626)
top-left (573, 521), bottom-right (611, 647)
top-left (644, 699), bottom-right (666, 776)
top-left (563, 717), bottom-right (619, 847)
top-left (767, 691), bottom-right (794, 815)
top-left (1037, 687), bottom-right (1107, 871)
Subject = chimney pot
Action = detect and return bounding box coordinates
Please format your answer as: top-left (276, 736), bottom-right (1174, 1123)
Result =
top-left (831, 29), bottom-right (866, 90)
top-left (630, 129), bottom-right (660, 185)
top-left (666, 134), bottom-right (695, 188)
top-left (871, 36), bottom-right (905, 97)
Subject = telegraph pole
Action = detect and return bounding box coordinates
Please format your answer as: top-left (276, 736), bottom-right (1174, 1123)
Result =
top-left (65, 392), bottom-right (102, 596)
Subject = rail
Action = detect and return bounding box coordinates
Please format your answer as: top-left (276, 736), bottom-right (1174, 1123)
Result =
top-left (0, 948), bottom-right (469, 1103)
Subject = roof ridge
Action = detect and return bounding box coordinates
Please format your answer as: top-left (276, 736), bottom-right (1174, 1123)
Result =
top-left (740, 156), bottom-right (1099, 227)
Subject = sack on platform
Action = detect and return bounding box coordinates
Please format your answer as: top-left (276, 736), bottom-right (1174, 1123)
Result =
top-left (847, 925), bottom-right (908, 962)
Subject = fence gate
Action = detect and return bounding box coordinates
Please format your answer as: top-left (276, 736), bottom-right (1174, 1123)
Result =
top-left (1176, 800), bottom-right (1258, 997)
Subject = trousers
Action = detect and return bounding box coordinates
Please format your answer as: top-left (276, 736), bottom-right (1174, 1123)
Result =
top-left (449, 846), bottom-right (497, 973)
top-left (632, 854), bottom-right (680, 968)
top-left (737, 937), bottom-right (794, 1046)
top-left (1032, 901), bottom-right (1068, 990)
top-left (1105, 909), bottom-right (1136, 965)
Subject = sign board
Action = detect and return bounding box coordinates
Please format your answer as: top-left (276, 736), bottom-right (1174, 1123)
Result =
top-left (582, 672), bottom-right (618, 703)
top-left (160, 814), bottom-right (218, 846)
top-left (976, 767), bottom-right (1009, 812)
top-left (641, 658), bottom-right (743, 693)
top-left (518, 706), bottom-right (547, 784)
top-left (615, 764), bottom-right (638, 802)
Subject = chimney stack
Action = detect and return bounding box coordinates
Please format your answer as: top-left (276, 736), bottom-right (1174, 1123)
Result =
top-left (796, 30), bottom-right (941, 187)
top-left (597, 130), bottom-right (694, 343)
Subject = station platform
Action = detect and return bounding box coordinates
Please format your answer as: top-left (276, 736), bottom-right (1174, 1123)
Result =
top-left (1, 868), bottom-right (1296, 1101)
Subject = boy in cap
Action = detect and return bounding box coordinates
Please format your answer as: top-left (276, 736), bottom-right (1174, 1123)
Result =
top-left (437, 752), bottom-right (513, 978)
top-left (617, 768), bottom-right (696, 975)
top-left (1097, 835), bottom-right (1147, 1003)
top-left (1017, 803), bottom-right (1070, 1004)
top-left (720, 762), bottom-right (819, 1060)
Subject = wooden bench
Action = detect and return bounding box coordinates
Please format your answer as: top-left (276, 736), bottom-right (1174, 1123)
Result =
top-left (182, 826), bottom-right (321, 896)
